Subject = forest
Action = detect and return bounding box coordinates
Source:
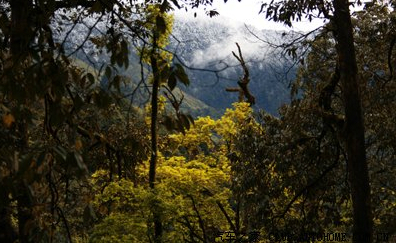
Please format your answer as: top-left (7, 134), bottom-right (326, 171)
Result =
top-left (0, 0), bottom-right (396, 242)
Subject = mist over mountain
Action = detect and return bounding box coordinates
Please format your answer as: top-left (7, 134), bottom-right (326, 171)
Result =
top-left (54, 13), bottom-right (297, 117)
top-left (170, 16), bottom-right (296, 116)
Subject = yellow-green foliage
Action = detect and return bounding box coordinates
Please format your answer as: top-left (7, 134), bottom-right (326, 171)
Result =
top-left (89, 102), bottom-right (257, 242)
top-left (144, 96), bottom-right (167, 126)
top-left (137, 4), bottom-right (174, 66)
top-left (89, 212), bottom-right (147, 243)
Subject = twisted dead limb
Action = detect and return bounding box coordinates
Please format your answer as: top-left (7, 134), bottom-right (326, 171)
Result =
top-left (226, 43), bottom-right (255, 105)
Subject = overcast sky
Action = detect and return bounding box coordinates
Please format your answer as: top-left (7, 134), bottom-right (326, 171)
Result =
top-left (175, 0), bottom-right (327, 31)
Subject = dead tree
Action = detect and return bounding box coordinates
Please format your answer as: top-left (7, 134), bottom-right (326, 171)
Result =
top-left (226, 43), bottom-right (255, 105)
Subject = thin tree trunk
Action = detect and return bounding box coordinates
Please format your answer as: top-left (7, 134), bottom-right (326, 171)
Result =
top-left (149, 32), bottom-right (162, 243)
top-left (332, 0), bottom-right (373, 242)
top-left (149, 56), bottom-right (159, 190)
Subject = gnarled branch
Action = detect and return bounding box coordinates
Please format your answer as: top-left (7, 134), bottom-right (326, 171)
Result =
top-left (230, 42), bottom-right (255, 105)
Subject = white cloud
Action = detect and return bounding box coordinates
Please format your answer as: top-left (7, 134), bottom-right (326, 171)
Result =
top-left (172, 15), bottom-right (283, 68)
top-left (173, 0), bottom-right (326, 32)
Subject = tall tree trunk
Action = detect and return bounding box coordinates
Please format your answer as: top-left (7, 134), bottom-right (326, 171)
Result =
top-left (10, 0), bottom-right (33, 57)
top-left (149, 33), bottom-right (163, 243)
top-left (149, 55), bottom-right (159, 190)
top-left (10, 1), bottom-right (36, 242)
top-left (332, 0), bottom-right (373, 242)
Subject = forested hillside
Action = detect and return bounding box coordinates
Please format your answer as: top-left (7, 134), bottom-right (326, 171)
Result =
top-left (1, 1), bottom-right (395, 243)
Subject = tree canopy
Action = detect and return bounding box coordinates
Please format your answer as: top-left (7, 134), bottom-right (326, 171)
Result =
top-left (1, 0), bottom-right (396, 243)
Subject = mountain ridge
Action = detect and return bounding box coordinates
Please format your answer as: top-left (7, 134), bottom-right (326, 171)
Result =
top-left (169, 16), bottom-right (294, 116)
top-left (57, 15), bottom-right (295, 117)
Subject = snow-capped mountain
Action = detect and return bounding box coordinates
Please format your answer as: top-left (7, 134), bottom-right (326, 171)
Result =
top-left (53, 13), bottom-right (297, 117)
top-left (169, 16), bottom-right (295, 116)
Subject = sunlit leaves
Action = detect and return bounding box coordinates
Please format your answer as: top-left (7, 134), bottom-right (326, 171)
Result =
top-left (89, 103), bottom-right (263, 241)
top-left (2, 113), bottom-right (15, 128)
top-left (89, 213), bottom-right (147, 243)
top-left (75, 138), bottom-right (83, 151)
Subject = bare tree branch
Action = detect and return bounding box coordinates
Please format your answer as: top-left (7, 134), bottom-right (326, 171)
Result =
top-left (227, 42), bottom-right (255, 105)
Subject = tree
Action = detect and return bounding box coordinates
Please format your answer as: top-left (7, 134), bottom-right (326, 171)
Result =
top-left (300, 3), bottom-right (396, 235)
top-left (224, 5), bottom-right (396, 241)
top-left (5, 0), bottom-right (394, 242)
top-left (0, 0), bottom-right (218, 242)
top-left (89, 103), bottom-right (260, 242)
top-left (262, 1), bottom-right (374, 241)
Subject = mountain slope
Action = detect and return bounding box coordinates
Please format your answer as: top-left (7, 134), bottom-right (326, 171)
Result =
top-left (170, 16), bottom-right (295, 116)
top-left (56, 15), bottom-right (296, 117)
